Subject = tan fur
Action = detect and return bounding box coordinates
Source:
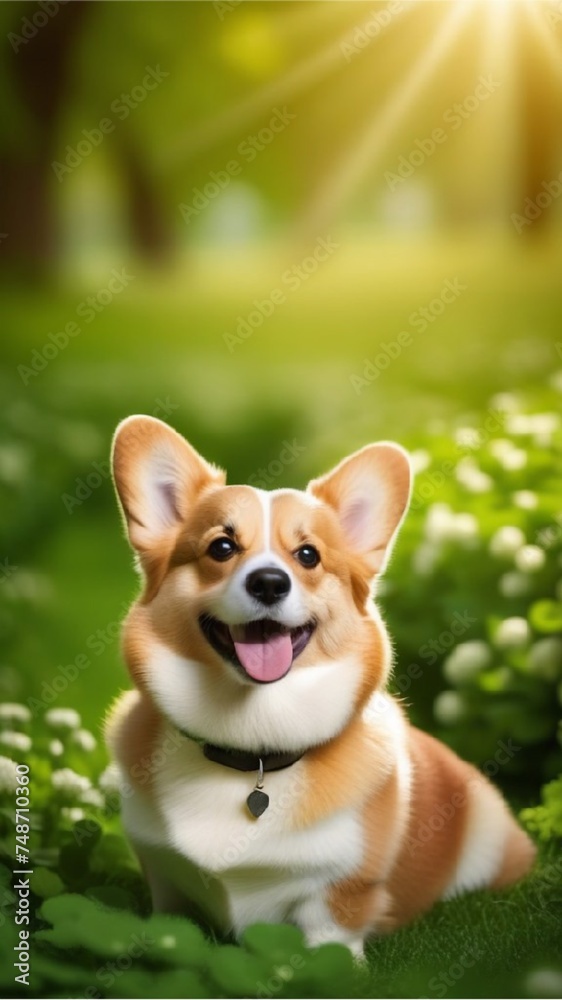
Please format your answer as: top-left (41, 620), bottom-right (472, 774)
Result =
top-left (295, 714), bottom-right (395, 829)
top-left (105, 689), bottom-right (162, 794)
top-left (384, 728), bottom-right (476, 927)
top-left (328, 768), bottom-right (401, 930)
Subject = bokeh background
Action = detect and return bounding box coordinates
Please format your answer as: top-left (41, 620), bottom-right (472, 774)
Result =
top-left (1, 1), bottom-right (562, 996)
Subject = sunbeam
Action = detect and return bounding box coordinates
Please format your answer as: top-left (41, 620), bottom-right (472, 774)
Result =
top-left (160, 1), bottom-right (414, 168)
top-left (523, 0), bottom-right (562, 82)
top-left (297, 1), bottom-right (474, 237)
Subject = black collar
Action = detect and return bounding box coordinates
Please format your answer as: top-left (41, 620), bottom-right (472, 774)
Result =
top-left (203, 742), bottom-right (304, 772)
top-left (178, 729), bottom-right (305, 773)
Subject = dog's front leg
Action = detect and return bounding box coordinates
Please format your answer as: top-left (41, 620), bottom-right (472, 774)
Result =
top-left (290, 894), bottom-right (367, 960)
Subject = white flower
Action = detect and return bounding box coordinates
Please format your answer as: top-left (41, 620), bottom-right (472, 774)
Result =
top-left (410, 449), bottom-right (430, 474)
top-left (455, 458), bottom-right (492, 493)
top-left (413, 542), bottom-right (440, 576)
top-left (525, 969), bottom-right (562, 1000)
top-left (494, 616), bottom-right (530, 650)
top-left (515, 544), bottom-right (546, 573)
top-left (434, 691), bottom-right (465, 726)
top-left (455, 427), bottom-right (481, 450)
top-left (0, 444), bottom-right (30, 484)
top-left (98, 763), bottom-right (122, 797)
top-left (0, 754), bottom-right (19, 792)
top-left (507, 412), bottom-right (559, 437)
top-left (498, 447), bottom-right (527, 471)
top-left (80, 787), bottom-right (105, 808)
top-left (537, 525), bottom-right (560, 549)
top-left (9, 571), bottom-right (52, 605)
top-left (489, 439), bottom-right (515, 460)
top-left (443, 641), bottom-right (493, 684)
top-left (424, 505), bottom-right (478, 545)
top-left (528, 639), bottom-right (562, 682)
top-left (70, 729), bottom-right (97, 752)
top-left (498, 572), bottom-right (531, 599)
top-left (49, 739), bottom-right (64, 757)
top-left (0, 731), bottom-right (31, 753)
top-left (45, 708), bottom-right (81, 731)
top-left (467, 472), bottom-right (493, 493)
top-left (61, 807), bottom-right (85, 823)
top-left (51, 768), bottom-right (92, 800)
top-left (489, 392), bottom-right (519, 413)
top-left (451, 513), bottom-right (479, 545)
top-left (512, 490), bottom-right (538, 510)
top-left (0, 703), bottom-right (31, 724)
top-left (489, 525), bottom-right (525, 558)
top-left (425, 504), bottom-right (455, 542)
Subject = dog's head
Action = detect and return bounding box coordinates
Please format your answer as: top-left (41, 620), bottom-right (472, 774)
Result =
top-left (112, 417), bottom-right (410, 745)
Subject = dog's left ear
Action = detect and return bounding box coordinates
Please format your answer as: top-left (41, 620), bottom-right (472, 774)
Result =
top-left (308, 443), bottom-right (411, 574)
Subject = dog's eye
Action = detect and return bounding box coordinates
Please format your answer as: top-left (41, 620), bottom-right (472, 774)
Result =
top-left (294, 544), bottom-right (320, 568)
top-left (207, 537), bottom-right (238, 561)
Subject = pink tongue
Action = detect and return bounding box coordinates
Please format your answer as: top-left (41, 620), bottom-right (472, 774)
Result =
top-left (231, 626), bottom-right (293, 682)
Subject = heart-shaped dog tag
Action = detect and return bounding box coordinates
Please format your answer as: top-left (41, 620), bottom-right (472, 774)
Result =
top-left (247, 789), bottom-right (269, 818)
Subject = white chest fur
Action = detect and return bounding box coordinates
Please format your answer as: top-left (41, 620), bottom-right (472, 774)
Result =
top-left (121, 726), bottom-right (364, 933)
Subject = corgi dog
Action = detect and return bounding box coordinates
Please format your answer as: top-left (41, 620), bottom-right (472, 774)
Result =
top-left (106, 415), bottom-right (535, 957)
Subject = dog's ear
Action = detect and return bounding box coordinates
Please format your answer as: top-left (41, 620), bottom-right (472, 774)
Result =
top-left (111, 416), bottom-right (224, 560)
top-left (308, 443), bottom-right (411, 575)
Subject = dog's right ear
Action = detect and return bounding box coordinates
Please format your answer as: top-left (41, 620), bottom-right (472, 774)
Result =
top-left (111, 416), bottom-right (225, 562)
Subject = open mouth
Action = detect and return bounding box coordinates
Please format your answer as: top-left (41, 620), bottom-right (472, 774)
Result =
top-left (198, 615), bottom-right (316, 683)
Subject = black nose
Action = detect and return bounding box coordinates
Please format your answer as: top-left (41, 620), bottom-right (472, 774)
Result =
top-left (246, 567), bottom-right (291, 605)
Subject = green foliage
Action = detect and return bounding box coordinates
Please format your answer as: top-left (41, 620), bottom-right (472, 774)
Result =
top-left (379, 386), bottom-right (562, 792)
top-left (522, 776), bottom-right (562, 842)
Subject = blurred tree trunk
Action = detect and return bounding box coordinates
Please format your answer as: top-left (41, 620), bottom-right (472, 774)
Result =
top-left (117, 133), bottom-right (176, 266)
top-left (516, 25), bottom-right (561, 237)
top-left (0, 1), bottom-right (90, 281)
